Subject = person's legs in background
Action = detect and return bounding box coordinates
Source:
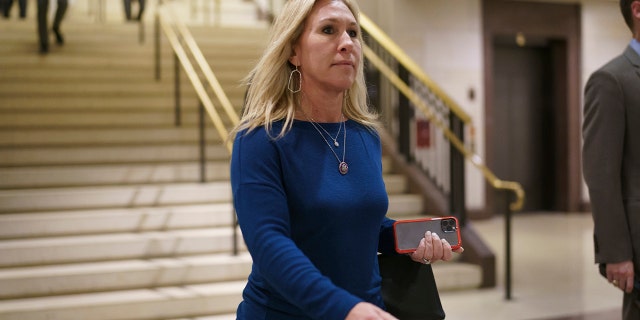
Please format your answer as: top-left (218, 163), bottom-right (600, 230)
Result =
top-left (123, 0), bottom-right (132, 20)
top-left (2, 0), bottom-right (25, 18)
top-left (52, 0), bottom-right (68, 45)
top-left (17, 0), bottom-right (26, 18)
top-left (137, 0), bottom-right (145, 20)
top-left (36, 0), bottom-right (49, 53)
top-left (2, 0), bottom-right (12, 18)
top-left (0, 0), bottom-right (13, 19)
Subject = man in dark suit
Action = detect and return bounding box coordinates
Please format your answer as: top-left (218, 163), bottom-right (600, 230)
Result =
top-left (582, 1), bottom-right (640, 319)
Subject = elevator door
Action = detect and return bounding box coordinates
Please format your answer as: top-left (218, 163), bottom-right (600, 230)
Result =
top-left (492, 44), bottom-right (556, 212)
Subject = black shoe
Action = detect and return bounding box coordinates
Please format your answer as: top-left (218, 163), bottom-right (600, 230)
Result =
top-left (52, 28), bottom-right (64, 45)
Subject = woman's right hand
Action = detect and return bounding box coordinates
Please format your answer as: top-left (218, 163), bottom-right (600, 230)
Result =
top-left (345, 302), bottom-right (398, 320)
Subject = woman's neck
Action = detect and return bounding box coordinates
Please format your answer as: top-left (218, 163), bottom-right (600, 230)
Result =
top-left (296, 90), bottom-right (345, 123)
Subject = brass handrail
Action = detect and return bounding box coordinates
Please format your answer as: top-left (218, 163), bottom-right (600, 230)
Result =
top-left (360, 14), bottom-right (471, 125)
top-left (157, 3), bottom-right (238, 153)
top-left (171, 9), bottom-right (240, 126)
top-left (361, 25), bottom-right (524, 212)
top-left (156, 1), bottom-right (242, 256)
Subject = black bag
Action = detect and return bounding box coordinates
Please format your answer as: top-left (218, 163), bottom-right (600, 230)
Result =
top-left (378, 254), bottom-right (446, 320)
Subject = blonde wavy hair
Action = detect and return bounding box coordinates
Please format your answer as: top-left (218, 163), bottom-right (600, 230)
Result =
top-left (231, 0), bottom-right (378, 140)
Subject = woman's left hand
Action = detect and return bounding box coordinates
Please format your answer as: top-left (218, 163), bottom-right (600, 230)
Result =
top-left (408, 231), bottom-right (464, 264)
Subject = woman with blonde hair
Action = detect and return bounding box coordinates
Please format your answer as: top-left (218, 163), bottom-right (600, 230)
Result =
top-left (231, 0), bottom-right (460, 319)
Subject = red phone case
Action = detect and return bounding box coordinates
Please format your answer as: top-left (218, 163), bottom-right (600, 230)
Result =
top-left (393, 216), bottom-right (462, 254)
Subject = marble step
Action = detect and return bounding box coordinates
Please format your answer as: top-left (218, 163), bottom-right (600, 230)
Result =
top-left (0, 82), bottom-right (245, 98)
top-left (387, 194), bottom-right (424, 218)
top-left (0, 18), bottom-right (268, 43)
top-left (432, 261), bottom-right (484, 291)
top-left (0, 281), bottom-right (246, 320)
top-left (0, 253), bottom-right (252, 299)
top-left (0, 96), bottom-right (247, 111)
top-left (0, 143), bottom-right (229, 167)
top-left (0, 203), bottom-right (235, 240)
top-left (0, 127), bottom-right (221, 147)
top-left (0, 53), bottom-right (256, 72)
top-left (0, 162), bottom-right (230, 189)
top-left (0, 66), bottom-right (250, 83)
top-left (0, 109), bottom-right (240, 128)
top-left (2, 0), bottom-right (267, 23)
top-left (0, 57), bottom-right (255, 79)
top-left (0, 30), bottom-right (266, 50)
top-left (0, 227), bottom-right (245, 267)
top-left (0, 181), bottom-right (232, 214)
top-left (0, 26), bottom-right (218, 47)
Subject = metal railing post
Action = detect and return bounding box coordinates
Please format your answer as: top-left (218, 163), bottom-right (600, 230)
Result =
top-left (500, 189), bottom-right (514, 300)
top-left (397, 64), bottom-right (412, 162)
top-left (198, 102), bottom-right (206, 183)
top-left (450, 115), bottom-right (466, 226)
top-left (154, 11), bottom-right (161, 81)
top-left (174, 53), bottom-right (181, 126)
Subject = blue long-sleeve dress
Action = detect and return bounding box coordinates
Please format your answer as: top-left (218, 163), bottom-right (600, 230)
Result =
top-left (230, 119), bottom-right (397, 320)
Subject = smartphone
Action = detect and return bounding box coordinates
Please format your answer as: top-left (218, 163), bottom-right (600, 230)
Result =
top-left (393, 216), bottom-right (462, 254)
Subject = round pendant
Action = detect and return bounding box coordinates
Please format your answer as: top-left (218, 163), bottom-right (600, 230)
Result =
top-left (339, 162), bottom-right (349, 175)
top-left (333, 140), bottom-right (339, 147)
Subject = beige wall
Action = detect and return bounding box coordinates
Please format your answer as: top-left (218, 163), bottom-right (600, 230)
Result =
top-left (360, 0), bottom-right (630, 211)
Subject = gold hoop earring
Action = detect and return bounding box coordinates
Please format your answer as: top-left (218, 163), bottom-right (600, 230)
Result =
top-left (288, 65), bottom-right (302, 93)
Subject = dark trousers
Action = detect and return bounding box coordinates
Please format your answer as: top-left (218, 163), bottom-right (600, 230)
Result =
top-left (37, 0), bottom-right (68, 51)
top-left (623, 290), bottom-right (640, 320)
top-left (123, 0), bottom-right (145, 20)
top-left (2, 0), bottom-right (27, 18)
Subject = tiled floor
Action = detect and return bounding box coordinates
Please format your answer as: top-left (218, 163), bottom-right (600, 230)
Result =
top-left (437, 212), bottom-right (623, 320)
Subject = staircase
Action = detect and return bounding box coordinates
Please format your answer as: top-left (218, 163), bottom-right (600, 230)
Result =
top-left (0, 1), bottom-right (481, 319)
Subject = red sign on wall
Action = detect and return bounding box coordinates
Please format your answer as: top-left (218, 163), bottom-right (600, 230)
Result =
top-left (416, 119), bottom-right (431, 148)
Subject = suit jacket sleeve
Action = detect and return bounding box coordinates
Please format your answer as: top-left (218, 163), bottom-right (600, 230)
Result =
top-left (582, 68), bottom-right (634, 263)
